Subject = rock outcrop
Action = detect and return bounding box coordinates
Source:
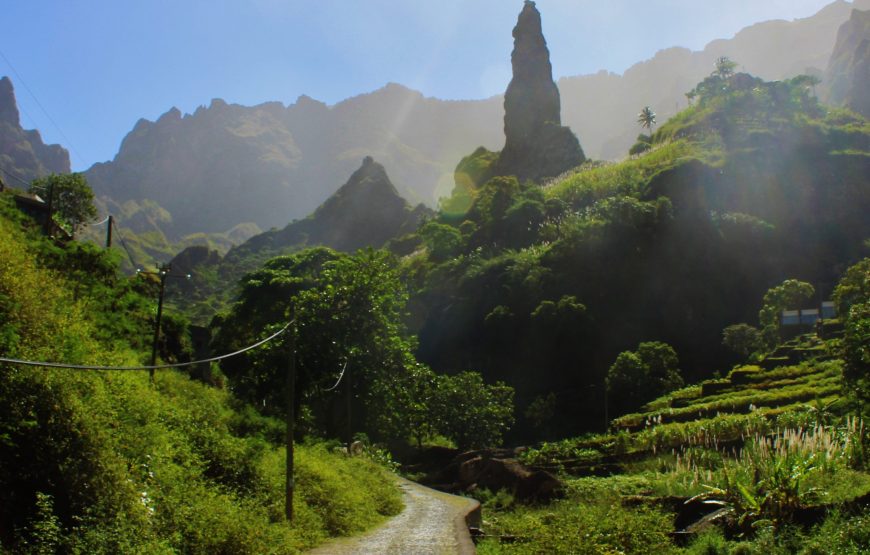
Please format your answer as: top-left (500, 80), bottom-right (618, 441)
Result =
top-left (494, 1), bottom-right (585, 182)
top-left (824, 6), bottom-right (870, 117)
top-left (0, 77), bottom-right (70, 184)
top-left (212, 156), bottom-right (432, 288)
top-left (420, 447), bottom-right (563, 502)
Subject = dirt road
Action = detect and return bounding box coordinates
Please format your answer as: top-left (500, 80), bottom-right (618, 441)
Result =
top-left (307, 477), bottom-right (479, 555)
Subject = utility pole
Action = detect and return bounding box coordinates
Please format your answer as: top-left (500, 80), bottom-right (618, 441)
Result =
top-left (43, 180), bottom-right (54, 235)
top-left (149, 263), bottom-right (171, 383)
top-left (345, 363), bottom-right (352, 451)
top-left (285, 312), bottom-right (296, 522)
top-left (106, 215), bottom-right (113, 248)
top-left (140, 263), bottom-right (189, 384)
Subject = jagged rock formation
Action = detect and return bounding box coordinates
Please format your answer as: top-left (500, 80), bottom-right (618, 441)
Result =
top-left (561, 0), bottom-right (864, 159)
top-left (86, 87), bottom-right (501, 239)
top-left (165, 157), bottom-right (432, 322)
top-left (84, 0), bottom-right (859, 242)
top-left (823, 6), bottom-right (870, 116)
top-left (0, 77), bottom-right (70, 184)
top-left (494, 1), bottom-right (584, 182)
top-left (226, 156), bottom-right (430, 264)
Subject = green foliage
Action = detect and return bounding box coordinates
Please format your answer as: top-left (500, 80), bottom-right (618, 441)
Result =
top-left (29, 173), bottom-right (97, 237)
top-left (638, 106), bottom-right (657, 133)
top-left (833, 258), bottom-right (870, 316)
top-left (723, 324), bottom-right (764, 358)
top-left (607, 342), bottom-right (684, 416)
top-left (432, 371), bottom-right (515, 450)
top-left (758, 280), bottom-right (815, 347)
top-left (441, 146), bottom-right (499, 218)
top-left (0, 203), bottom-right (402, 553)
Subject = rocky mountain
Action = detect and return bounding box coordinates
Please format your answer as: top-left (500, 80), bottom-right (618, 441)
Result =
top-left (823, 5), bottom-right (870, 116)
top-left (167, 157), bottom-right (432, 321)
top-left (86, 89), bottom-right (501, 239)
top-left (86, 1), bottom-right (862, 244)
top-left (559, 0), bottom-right (870, 160)
top-left (224, 156), bottom-right (430, 266)
top-left (0, 77), bottom-right (69, 185)
top-left (494, 0), bottom-right (584, 182)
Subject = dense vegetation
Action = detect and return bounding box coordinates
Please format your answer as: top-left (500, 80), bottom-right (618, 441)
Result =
top-left (0, 191), bottom-right (403, 553)
top-left (474, 254), bottom-right (870, 553)
top-left (404, 68), bottom-right (870, 442)
top-left (436, 67), bottom-right (870, 553)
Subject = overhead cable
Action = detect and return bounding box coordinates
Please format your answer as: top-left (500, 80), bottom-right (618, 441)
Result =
top-left (0, 322), bottom-right (292, 371)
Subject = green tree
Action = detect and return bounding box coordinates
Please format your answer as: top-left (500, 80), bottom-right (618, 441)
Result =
top-left (722, 323), bottom-right (763, 358)
top-left (637, 106), bottom-right (657, 137)
top-left (431, 371), bottom-right (514, 450)
top-left (30, 173), bottom-right (97, 237)
top-left (758, 279), bottom-right (815, 347)
top-left (419, 221), bottom-right (462, 261)
top-left (606, 342), bottom-right (683, 416)
top-left (835, 259), bottom-right (870, 410)
top-left (714, 56), bottom-right (737, 79)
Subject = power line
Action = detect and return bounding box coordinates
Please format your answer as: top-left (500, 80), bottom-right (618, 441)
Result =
top-left (0, 165), bottom-right (32, 188)
top-left (321, 360), bottom-right (348, 392)
top-left (0, 322), bottom-right (292, 371)
top-left (0, 48), bottom-right (86, 166)
top-left (111, 218), bottom-right (139, 269)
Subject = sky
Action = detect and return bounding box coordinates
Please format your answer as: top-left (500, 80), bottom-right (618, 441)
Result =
top-left (1, 0), bottom-right (841, 171)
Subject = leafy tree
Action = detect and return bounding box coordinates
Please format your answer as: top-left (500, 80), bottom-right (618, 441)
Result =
top-left (833, 258), bottom-right (870, 316)
top-left (722, 323), bottom-right (764, 358)
top-left (30, 173), bottom-right (97, 237)
top-left (835, 259), bottom-right (870, 410)
top-left (637, 106), bottom-right (657, 137)
top-left (606, 342), bottom-right (683, 416)
top-left (420, 221), bottom-right (462, 262)
top-left (758, 279), bottom-right (815, 347)
top-left (431, 371), bottom-right (514, 450)
top-left (714, 56), bottom-right (737, 79)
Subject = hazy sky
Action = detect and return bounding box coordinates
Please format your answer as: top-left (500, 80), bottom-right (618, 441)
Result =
top-left (2, 0), bottom-right (841, 170)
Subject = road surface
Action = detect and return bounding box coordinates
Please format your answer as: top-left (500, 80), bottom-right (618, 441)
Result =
top-left (308, 477), bottom-right (478, 555)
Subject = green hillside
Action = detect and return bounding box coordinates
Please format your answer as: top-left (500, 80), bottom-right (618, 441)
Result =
top-left (474, 282), bottom-right (870, 554)
top-left (0, 190), bottom-right (402, 553)
top-left (408, 68), bottom-right (870, 442)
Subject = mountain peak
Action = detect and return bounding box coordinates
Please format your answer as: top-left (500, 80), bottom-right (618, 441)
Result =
top-left (495, 1), bottom-right (585, 181)
top-left (0, 76), bottom-right (20, 127)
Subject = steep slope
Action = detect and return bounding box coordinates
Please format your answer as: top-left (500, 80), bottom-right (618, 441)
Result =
top-left (0, 77), bottom-right (70, 184)
top-left (560, 0), bottom-right (865, 160)
top-left (823, 6), bottom-right (870, 116)
top-left (86, 1), bottom-right (859, 243)
top-left (168, 157), bottom-right (432, 322)
top-left (225, 156), bottom-right (431, 266)
top-left (86, 88), bottom-right (500, 239)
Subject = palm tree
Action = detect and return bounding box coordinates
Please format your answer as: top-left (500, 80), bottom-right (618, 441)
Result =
top-left (637, 106), bottom-right (657, 137)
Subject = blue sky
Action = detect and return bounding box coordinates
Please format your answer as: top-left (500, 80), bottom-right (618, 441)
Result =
top-left (1, 0), bottom-right (839, 170)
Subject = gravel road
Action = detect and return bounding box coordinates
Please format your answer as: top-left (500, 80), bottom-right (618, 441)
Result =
top-left (307, 477), bottom-right (479, 555)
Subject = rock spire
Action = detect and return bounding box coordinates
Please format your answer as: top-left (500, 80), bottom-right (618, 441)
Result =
top-left (495, 1), bottom-right (585, 181)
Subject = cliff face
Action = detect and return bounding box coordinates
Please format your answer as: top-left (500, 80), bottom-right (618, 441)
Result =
top-left (495, 1), bottom-right (585, 182)
top-left (823, 7), bottom-right (870, 116)
top-left (0, 77), bottom-right (70, 184)
top-left (85, 87), bottom-right (501, 239)
top-left (222, 156), bottom-right (432, 273)
top-left (85, 1), bottom-right (858, 242)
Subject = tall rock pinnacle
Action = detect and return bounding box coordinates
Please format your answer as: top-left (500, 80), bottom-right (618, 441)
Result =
top-left (495, 0), bottom-right (585, 181)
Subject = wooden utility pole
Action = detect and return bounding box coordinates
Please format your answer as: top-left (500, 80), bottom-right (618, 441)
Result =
top-left (345, 363), bottom-right (352, 450)
top-left (149, 263), bottom-right (171, 383)
top-left (106, 215), bottom-right (113, 248)
top-left (285, 315), bottom-right (296, 522)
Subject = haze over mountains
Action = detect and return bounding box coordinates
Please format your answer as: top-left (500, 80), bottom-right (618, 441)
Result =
top-left (1, 0), bottom-right (868, 244)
